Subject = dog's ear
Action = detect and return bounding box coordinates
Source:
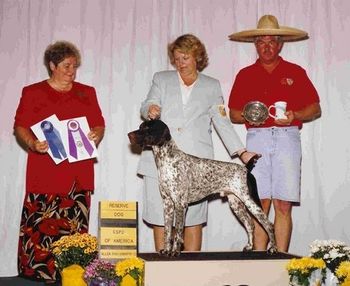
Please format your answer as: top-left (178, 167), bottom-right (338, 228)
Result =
top-left (162, 126), bottom-right (171, 142)
top-left (155, 120), bottom-right (171, 143)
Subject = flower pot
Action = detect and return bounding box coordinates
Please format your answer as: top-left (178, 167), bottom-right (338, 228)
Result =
top-left (120, 274), bottom-right (137, 286)
top-left (308, 268), bottom-right (322, 286)
top-left (322, 268), bottom-right (339, 286)
top-left (120, 273), bottom-right (144, 286)
top-left (61, 264), bottom-right (87, 286)
top-left (89, 277), bottom-right (112, 286)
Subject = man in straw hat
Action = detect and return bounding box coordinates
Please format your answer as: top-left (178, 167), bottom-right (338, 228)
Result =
top-left (228, 15), bottom-right (321, 252)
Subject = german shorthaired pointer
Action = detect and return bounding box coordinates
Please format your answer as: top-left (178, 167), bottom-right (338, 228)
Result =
top-left (128, 119), bottom-right (277, 256)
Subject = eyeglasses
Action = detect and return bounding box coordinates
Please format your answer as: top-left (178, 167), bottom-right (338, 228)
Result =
top-left (255, 40), bottom-right (279, 48)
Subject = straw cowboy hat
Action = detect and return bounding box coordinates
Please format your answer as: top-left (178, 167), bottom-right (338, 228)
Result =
top-left (229, 15), bottom-right (308, 42)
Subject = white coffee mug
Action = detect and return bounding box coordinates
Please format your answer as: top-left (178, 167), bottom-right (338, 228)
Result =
top-left (268, 101), bottom-right (287, 119)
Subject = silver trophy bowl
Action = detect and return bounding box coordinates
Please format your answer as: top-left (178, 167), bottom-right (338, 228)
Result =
top-left (243, 101), bottom-right (268, 124)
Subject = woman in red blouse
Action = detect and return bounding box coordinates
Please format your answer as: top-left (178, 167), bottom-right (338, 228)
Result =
top-left (14, 41), bottom-right (105, 283)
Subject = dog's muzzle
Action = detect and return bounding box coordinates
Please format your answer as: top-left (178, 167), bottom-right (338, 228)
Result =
top-left (128, 130), bottom-right (144, 145)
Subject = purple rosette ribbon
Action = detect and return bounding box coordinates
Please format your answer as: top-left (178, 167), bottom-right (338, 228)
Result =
top-left (67, 119), bottom-right (94, 159)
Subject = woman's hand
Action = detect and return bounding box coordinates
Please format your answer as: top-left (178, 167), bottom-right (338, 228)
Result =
top-left (238, 149), bottom-right (261, 165)
top-left (14, 126), bottom-right (48, 153)
top-left (31, 140), bottom-right (49, 153)
top-left (88, 126), bottom-right (105, 147)
top-left (148, 104), bottom-right (161, 120)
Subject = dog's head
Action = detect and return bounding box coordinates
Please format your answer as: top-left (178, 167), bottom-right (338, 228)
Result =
top-left (128, 119), bottom-right (171, 147)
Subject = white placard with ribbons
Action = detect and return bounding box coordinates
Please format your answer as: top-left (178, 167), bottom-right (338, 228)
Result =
top-left (31, 114), bottom-right (97, 164)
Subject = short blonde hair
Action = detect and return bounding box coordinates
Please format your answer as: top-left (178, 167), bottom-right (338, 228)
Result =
top-left (168, 34), bottom-right (209, 72)
top-left (44, 41), bottom-right (81, 76)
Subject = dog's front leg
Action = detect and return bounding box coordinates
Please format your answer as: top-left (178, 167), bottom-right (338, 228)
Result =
top-left (160, 196), bottom-right (175, 256)
top-left (172, 203), bottom-right (187, 256)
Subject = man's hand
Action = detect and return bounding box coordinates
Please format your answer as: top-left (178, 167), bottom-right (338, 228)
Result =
top-left (275, 110), bottom-right (294, 125)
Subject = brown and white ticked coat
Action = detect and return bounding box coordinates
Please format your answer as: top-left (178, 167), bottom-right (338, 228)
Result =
top-left (128, 119), bottom-right (277, 256)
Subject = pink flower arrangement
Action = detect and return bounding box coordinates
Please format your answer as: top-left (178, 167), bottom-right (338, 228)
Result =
top-left (84, 258), bottom-right (120, 286)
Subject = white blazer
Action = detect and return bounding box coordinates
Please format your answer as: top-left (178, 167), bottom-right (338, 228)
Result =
top-left (138, 70), bottom-right (244, 178)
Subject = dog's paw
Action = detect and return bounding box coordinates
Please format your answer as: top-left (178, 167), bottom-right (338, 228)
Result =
top-left (170, 249), bottom-right (181, 257)
top-left (171, 243), bottom-right (182, 257)
top-left (242, 244), bottom-right (254, 252)
top-left (267, 246), bottom-right (278, 254)
top-left (159, 248), bottom-right (172, 257)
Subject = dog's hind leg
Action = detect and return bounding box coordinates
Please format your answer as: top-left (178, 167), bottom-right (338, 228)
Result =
top-left (227, 194), bottom-right (255, 251)
top-left (238, 192), bottom-right (277, 253)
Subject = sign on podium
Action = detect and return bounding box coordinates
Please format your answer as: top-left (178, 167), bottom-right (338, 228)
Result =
top-left (98, 201), bottom-right (138, 262)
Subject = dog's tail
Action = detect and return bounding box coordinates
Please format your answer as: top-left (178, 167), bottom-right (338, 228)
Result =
top-left (247, 172), bottom-right (262, 208)
top-left (245, 154), bottom-right (262, 208)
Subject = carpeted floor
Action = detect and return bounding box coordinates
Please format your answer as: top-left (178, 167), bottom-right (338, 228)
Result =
top-left (0, 277), bottom-right (60, 286)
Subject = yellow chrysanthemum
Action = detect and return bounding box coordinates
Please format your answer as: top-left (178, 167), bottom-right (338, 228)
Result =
top-left (115, 257), bottom-right (144, 277)
top-left (286, 257), bottom-right (325, 273)
top-left (50, 233), bottom-right (98, 270)
top-left (336, 261), bottom-right (350, 282)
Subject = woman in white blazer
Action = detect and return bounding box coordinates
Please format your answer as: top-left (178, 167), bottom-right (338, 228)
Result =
top-left (138, 34), bottom-right (258, 252)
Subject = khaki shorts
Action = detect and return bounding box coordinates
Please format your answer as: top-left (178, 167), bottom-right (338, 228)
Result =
top-left (246, 126), bottom-right (302, 202)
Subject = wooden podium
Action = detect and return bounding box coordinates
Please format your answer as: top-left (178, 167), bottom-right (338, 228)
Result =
top-left (138, 251), bottom-right (298, 286)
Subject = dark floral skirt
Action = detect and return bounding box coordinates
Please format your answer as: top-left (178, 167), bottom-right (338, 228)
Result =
top-left (17, 182), bottom-right (91, 282)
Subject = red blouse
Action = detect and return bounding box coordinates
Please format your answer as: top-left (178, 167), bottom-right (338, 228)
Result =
top-left (14, 80), bottom-right (105, 195)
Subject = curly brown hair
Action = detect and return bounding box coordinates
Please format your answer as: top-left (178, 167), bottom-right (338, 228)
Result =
top-left (44, 41), bottom-right (81, 76)
top-left (168, 34), bottom-right (209, 72)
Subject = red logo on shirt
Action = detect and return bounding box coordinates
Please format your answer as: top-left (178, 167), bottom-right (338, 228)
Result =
top-left (281, 77), bottom-right (294, 86)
